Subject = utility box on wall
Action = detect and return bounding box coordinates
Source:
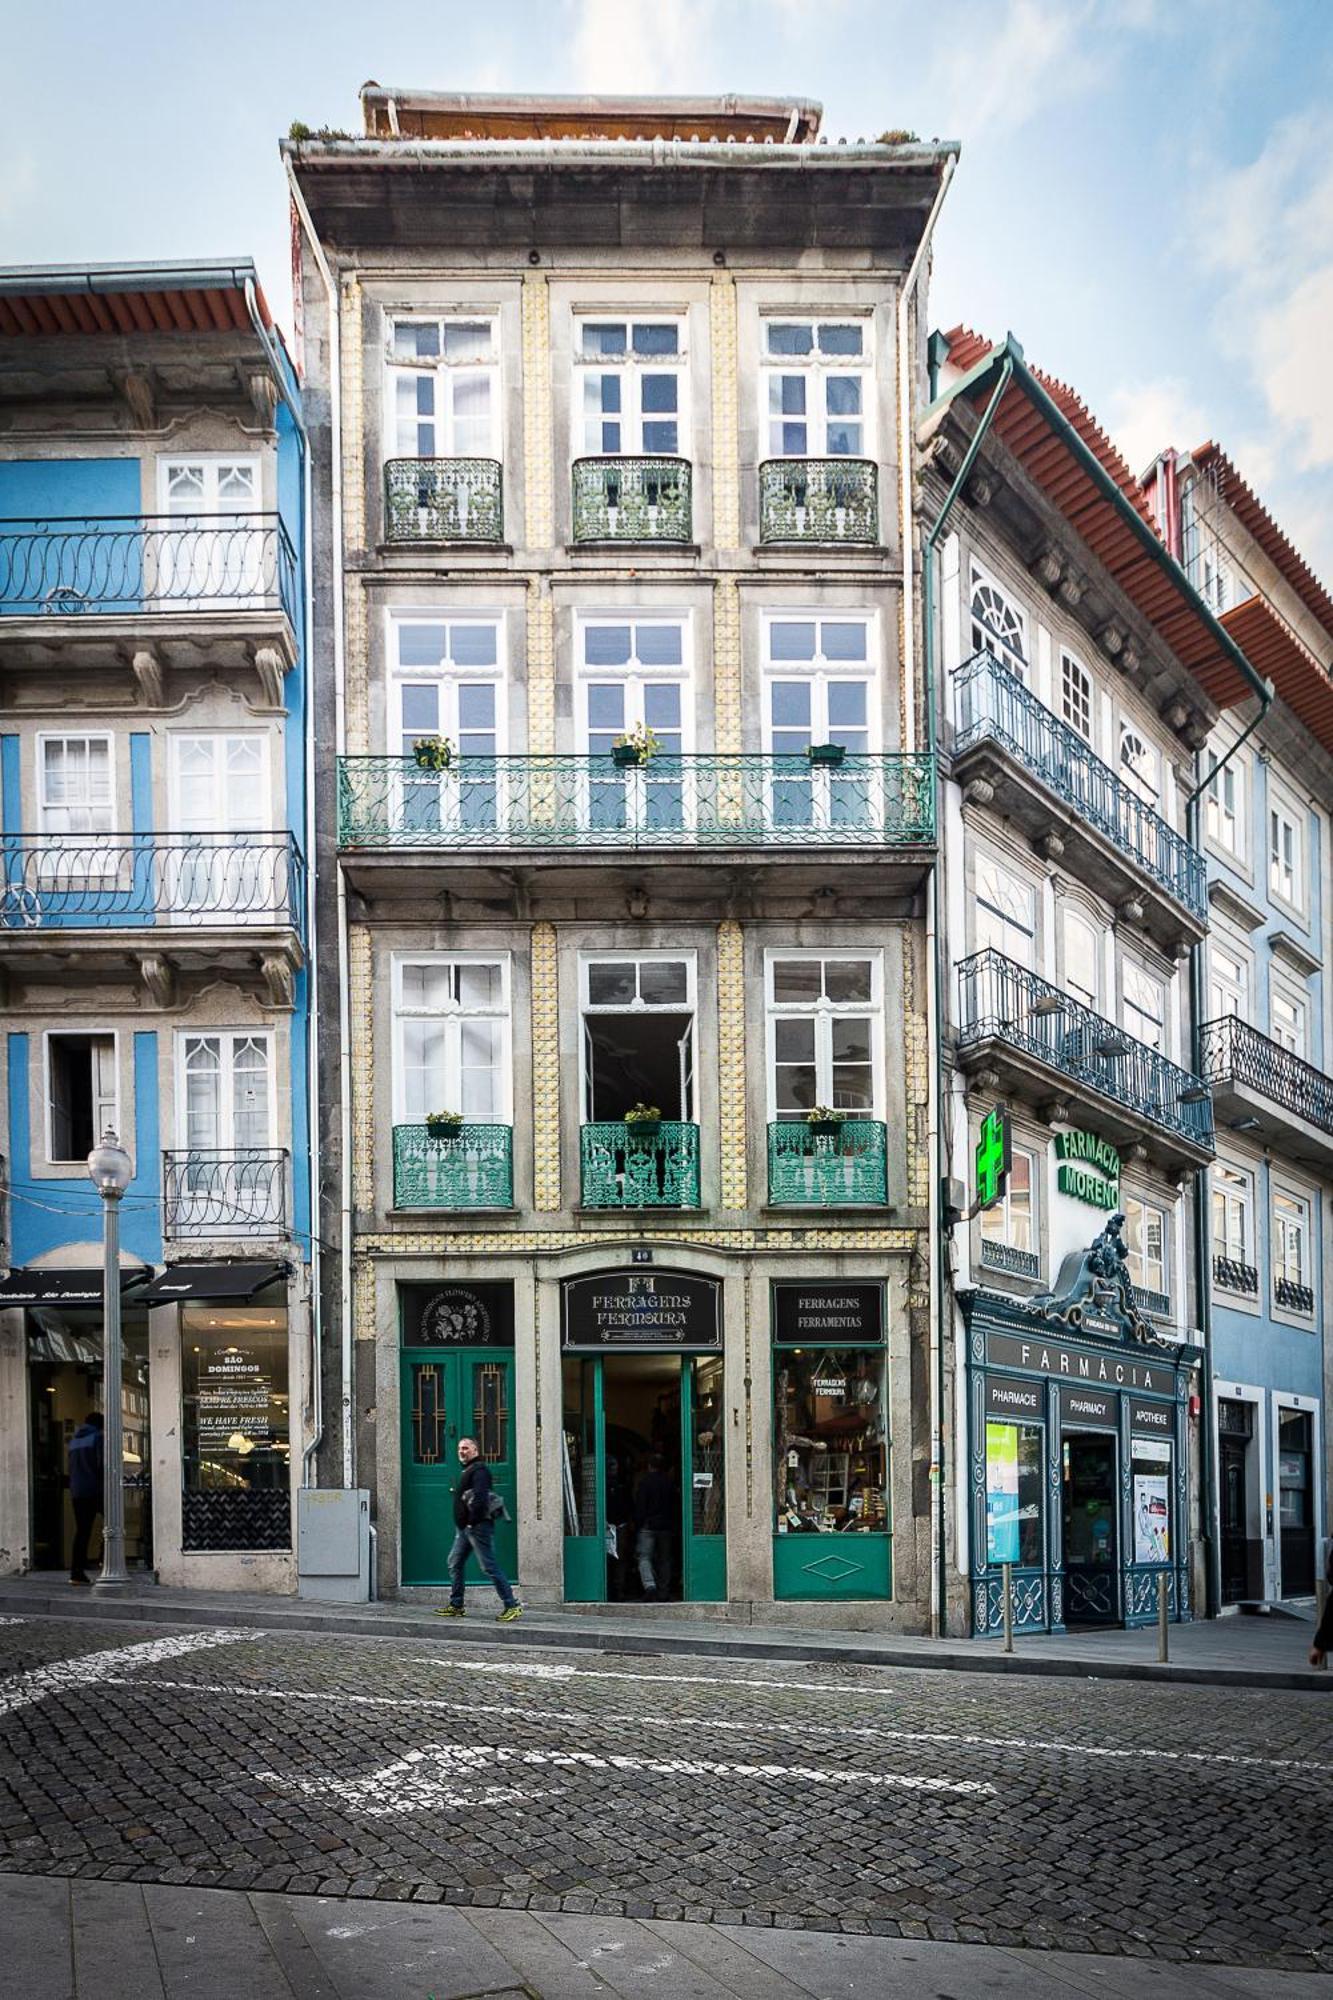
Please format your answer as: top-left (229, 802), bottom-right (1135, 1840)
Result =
top-left (297, 1488), bottom-right (371, 1602)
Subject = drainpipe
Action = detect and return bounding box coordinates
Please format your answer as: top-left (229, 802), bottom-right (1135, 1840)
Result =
top-left (920, 352), bottom-right (1015, 1636)
top-left (897, 155), bottom-right (955, 755)
top-left (286, 155), bottom-right (355, 1493)
top-left (240, 276), bottom-right (324, 1489)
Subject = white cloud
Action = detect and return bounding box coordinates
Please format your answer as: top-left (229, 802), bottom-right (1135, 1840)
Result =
top-left (927, 0), bottom-right (1098, 139)
top-left (567, 0), bottom-right (723, 94)
top-left (1103, 377), bottom-right (1212, 477)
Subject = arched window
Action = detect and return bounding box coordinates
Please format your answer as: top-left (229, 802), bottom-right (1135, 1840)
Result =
top-left (969, 563), bottom-right (1028, 678)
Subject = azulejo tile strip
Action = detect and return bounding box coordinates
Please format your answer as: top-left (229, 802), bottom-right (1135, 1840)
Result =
top-left (717, 919), bottom-right (748, 1210)
top-left (348, 924), bottom-right (375, 1217)
top-left (712, 577), bottom-right (743, 758)
top-left (352, 1254), bottom-right (377, 1345)
top-left (526, 579), bottom-right (556, 759)
top-left (530, 921), bottom-right (561, 1211)
top-left (709, 273), bottom-right (740, 552)
top-left (343, 582), bottom-right (369, 754)
top-left (358, 1228), bottom-right (919, 1256)
top-left (522, 274), bottom-right (554, 550)
top-left (902, 928), bottom-right (931, 1216)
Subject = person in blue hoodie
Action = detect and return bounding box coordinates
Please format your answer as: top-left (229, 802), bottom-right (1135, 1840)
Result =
top-left (67, 1411), bottom-right (104, 1584)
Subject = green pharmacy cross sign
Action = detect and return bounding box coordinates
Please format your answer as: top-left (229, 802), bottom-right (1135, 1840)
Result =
top-left (1055, 1129), bottom-right (1121, 1209)
top-left (974, 1107), bottom-right (1011, 1212)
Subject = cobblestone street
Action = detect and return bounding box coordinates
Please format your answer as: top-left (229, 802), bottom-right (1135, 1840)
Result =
top-left (0, 1612), bottom-right (1329, 1986)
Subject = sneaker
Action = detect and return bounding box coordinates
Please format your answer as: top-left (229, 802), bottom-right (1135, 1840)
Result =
top-left (497, 1604), bottom-right (523, 1624)
top-left (436, 1605), bottom-right (466, 1618)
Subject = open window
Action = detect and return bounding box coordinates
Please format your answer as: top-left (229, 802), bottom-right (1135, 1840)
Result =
top-left (47, 1033), bottom-right (118, 1163)
top-left (580, 955), bottom-right (695, 1123)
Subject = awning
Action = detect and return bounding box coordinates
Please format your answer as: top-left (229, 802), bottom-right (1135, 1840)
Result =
top-left (0, 1267), bottom-right (148, 1308)
top-left (139, 1261), bottom-right (288, 1305)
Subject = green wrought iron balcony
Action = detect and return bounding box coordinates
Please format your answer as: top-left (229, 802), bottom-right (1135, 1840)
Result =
top-left (338, 752), bottom-right (935, 851)
top-left (393, 1123), bottom-right (513, 1209)
top-left (383, 459), bottom-right (503, 544)
top-left (1199, 1015), bottom-right (1333, 1166)
top-left (952, 650), bottom-right (1207, 939)
top-left (580, 1121), bottom-right (700, 1209)
top-left (572, 456), bottom-right (692, 543)
top-left (759, 459), bottom-right (878, 544)
top-left (767, 1120), bottom-right (887, 1206)
top-left (956, 948), bottom-right (1214, 1160)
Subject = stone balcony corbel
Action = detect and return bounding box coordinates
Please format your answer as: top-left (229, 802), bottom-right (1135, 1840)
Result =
top-left (253, 645), bottom-right (286, 708)
top-left (1116, 893), bottom-right (1146, 926)
top-left (1056, 570), bottom-right (1085, 609)
top-left (260, 952), bottom-right (296, 1010)
top-left (138, 953), bottom-right (177, 1008)
top-left (1030, 545), bottom-right (1063, 591)
top-left (130, 647), bottom-right (165, 707)
top-left (1099, 621), bottom-right (1126, 664)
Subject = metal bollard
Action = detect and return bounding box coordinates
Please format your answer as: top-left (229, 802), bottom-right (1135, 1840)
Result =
top-left (1157, 1571), bottom-right (1169, 1663)
top-left (1002, 1561), bottom-right (1014, 1653)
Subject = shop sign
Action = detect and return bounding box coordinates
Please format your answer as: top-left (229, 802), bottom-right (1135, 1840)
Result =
top-left (773, 1282), bottom-right (883, 1345)
top-left (1060, 1387), bottom-right (1117, 1429)
top-left (986, 1374), bottom-right (1043, 1420)
top-left (1054, 1130), bottom-right (1121, 1210)
top-left (562, 1271), bottom-right (721, 1349)
top-left (975, 1106), bottom-right (1011, 1211)
top-left (196, 1344), bottom-right (273, 1449)
top-left (400, 1282), bottom-right (514, 1348)
top-left (987, 1329), bottom-right (1175, 1394)
top-left (1129, 1398), bottom-right (1173, 1436)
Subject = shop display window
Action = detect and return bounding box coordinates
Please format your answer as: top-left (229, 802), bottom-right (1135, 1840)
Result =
top-left (773, 1348), bottom-right (887, 1534)
top-left (181, 1306), bottom-right (290, 1551)
top-left (1132, 1437), bottom-right (1171, 1564)
top-left (985, 1420), bottom-right (1044, 1567)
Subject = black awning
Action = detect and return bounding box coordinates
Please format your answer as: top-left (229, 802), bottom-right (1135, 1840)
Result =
top-left (0, 1267), bottom-right (149, 1308)
top-left (139, 1261), bottom-right (288, 1305)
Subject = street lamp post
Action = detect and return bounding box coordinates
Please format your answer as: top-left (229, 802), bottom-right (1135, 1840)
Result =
top-left (87, 1129), bottom-right (133, 1592)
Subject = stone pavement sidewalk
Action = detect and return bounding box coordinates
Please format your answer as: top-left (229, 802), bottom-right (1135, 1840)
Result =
top-left (0, 1572), bottom-right (1327, 1689)
top-left (3, 1874), bottom-right (1326, 2000)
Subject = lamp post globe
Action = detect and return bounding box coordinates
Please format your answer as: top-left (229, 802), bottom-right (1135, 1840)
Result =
top-left (86, 1128), bottom-right (133, 1591)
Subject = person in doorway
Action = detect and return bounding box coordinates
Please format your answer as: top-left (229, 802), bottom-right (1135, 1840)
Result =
top-left (67, 1411), bottom-right (104, 1585)
top-left (1310, 1544), bottom-right (1333, 1668)
top-left (438, 1437), bottom-right (522, 1623)
top-left (605, 1453), bottom-right (633, 1602)
top-left (633, 1451), bottom-right (675, 1600)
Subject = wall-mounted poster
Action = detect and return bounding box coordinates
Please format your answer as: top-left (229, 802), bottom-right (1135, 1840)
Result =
top-left (985, 1420), bottom-right (1021, 1565)
top-left (1133, 1437), bottom-right (1171, 1564)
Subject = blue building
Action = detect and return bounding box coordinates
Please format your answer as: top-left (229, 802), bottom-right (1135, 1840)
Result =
top-left (0, 262), bottom-right (312, 1589)
top-left (1150, 444), bottom-right (1332, 1610)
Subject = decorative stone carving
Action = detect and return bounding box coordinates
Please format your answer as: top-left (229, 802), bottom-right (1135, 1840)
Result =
top-left (261, 952), bottom-right (295, 1010)
top-left (1056, 571), bottom-right (1084, 608)
top-left (1099, 621), bottom-right (1126, 660)
top-left (1038, 1095), bottom-right (1072, 1125)
top-left (253, 646), bottom-right (286, 708)
top-left (1031, 545), bottom-right (1063, 589)
top-left (130, 648), bottom-right (164, 707)
top-left (113, 369), bottom-right (157, 430)
top-left (1116, 894), bottom-right (1146, 926)
top-left (246, 369), bottom-right (280, 430)
top-left (965, 470), bottom-right (995, 508)
top-left (1037, 829), bottom-right (1066, 862)
top-left (139, 954), bottom-right (176, 1008)
top-left (962, 776), bottom-right (996, 807)
top-left (1163, 698), bottom-right (1190, 731)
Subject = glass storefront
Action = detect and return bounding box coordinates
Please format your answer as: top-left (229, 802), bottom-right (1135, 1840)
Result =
top-left (28, 1312), bottom-right (152, 1572)
top-left (984, 1419), bottom-right (1043, 1568)
top-left (181, 1305), bottom-right (290, 1551)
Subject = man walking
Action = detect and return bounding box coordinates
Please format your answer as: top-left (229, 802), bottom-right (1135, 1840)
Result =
top-left (67, 1410), bottom-right (104, 1585)
top-left (438, 1437), bottom-right (522, 1622)
top-left (633, 1451), bottom-right (676, 1600)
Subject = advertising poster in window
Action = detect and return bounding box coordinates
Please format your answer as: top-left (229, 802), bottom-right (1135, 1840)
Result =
top-left (985, 1420), bottom-right (1021, 1565)
top-left (1133, 1438), bottom-right (1171, 1564)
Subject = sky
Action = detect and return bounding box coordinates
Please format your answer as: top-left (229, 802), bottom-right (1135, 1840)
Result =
top-left (5, 0), bottom-right (1333, 577)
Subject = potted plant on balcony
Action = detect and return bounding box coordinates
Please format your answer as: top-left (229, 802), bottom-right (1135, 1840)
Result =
top-left (806, 1105), bottom-right (846, 1138)
top-left (806, 742), bottom-right (846, 768)
top-left (412, 734), bottom-right (454, 772)
top-left (424, 1109), bottom-right (465, 1143)
top-left (611, 723), bottom-right (660, 768)
top-left (623, 1102), bottom-right (662, 1139)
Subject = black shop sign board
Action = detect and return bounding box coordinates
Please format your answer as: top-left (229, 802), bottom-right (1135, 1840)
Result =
top-left (773, 1282), bottom-right (883, 1346)
top-left (1129, 1398), bottom-right (1174, 1436)
top-left (986, 1375), bottom-right (1044, 1421)
top-left (1060, 1386), bottom-right (1117, 1430)
top-left (562, 1271), bottom-right (721, 1349)
top-left (400, 1281), bottom-right (514, 1348)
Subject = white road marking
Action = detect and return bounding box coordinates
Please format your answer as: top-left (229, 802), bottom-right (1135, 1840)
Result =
top-left (257, 1740), bottom-right (994, 1817)
top-left (0, 1630), bottom-right (259, 1720)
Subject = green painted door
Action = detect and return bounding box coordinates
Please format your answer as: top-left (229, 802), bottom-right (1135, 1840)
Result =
top-left (562, 1355), bottom-right (605, 1601)
top-left (682, 1355), bottom-right (725, 1600)
top-left (401, 1348), bottom-right (517, 1587)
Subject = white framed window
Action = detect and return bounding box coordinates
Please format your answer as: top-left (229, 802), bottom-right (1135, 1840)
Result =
top-left (168, 733), bottom-right (269, 832)
top-left (38, 733), bottom-right (113, 838)
top-left (1062, 906), bottom-right (1101, 1011)
top-left (1211, 1161), bottom-right (1254, 1267)
top-left (580, 952), bottom-right (696, 1123)
top-left (1269, 795), bottom-right (1304, 910)
top-left (1060, 652), bottom-right (1093, 744)
top-left (1205, 750), bottom-right (1246, 860)
top-left (390, 615), bottom-right (504, 754)
top-left (1121, 959), bottom-right (1166, 1051)
top-left (968, 561), bottom-right (1028, 679)
top-left (761, 318), bottom-right (870, 458)
top-left (762, 613), bottom-right (876, 752)
top-left (980, 1142), bottom-right (1036, 1255)
top-left (765, 952), bottom-right (882, 1119)
top-left (158, 455), bottom-right (259, 516)
top-left (1270, 980), bottom-right (1309, 1058)
top-left (974, 852), bottom-right (1036, 967)
top-left (393, 957), bottom-right (511, 1124)
top-left (578, 617), bottom-right (689, 750)
top-left (45, 1031), bottom-right (118, 1163)
top-left (177, 1031), bottom-right (274, 1153)
top-left (576, 317), bottom-right (686, 457)
top-left (1208, 939), bottom-right (1249, 1021)
top-left (1119, 722), bottom-right (1160, 807)
top-left (386, 317), bottom-right (498, 459)
top-left (1123, 1195), bottom-right (1168, 1302)
top-left (1272, 1187), bottom-right (1313, 1311)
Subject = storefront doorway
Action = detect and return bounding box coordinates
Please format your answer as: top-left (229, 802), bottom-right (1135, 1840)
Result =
top-left (1278, 1407), bottom-right (1315, 1597)
top-left (1218, 1398), bottom-right (1255, 1604)
top-left (1062, 1431), bottom-right (1120, 1626)
top-left (28, 1313), bottom-right (152, 1574)
top-left (398, 1282), bottom-right (517, 1589)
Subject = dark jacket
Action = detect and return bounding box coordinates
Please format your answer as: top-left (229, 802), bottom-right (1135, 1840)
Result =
top-left (68, 1422), bottom-right (104, 1502)
top-left (1314, 1593), bottom-right (1333, 1659)
top-left (454, 1457), bottom-right (493, 1530)
top-left (633, 1467), bottom-right (675, 1533)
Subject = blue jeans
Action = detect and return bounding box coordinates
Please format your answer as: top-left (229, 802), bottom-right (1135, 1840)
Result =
top-left (448, 1520), bottom-right (516, 1609)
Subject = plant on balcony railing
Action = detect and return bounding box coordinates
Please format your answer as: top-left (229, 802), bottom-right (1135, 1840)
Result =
top-left (412, 735), bottom-right (454, 772)
top-left (1198, 1015), bottom-right (1333, 1137)
top-left (581, 1120), bottom-right (700, 1208)
top-left (956, 948), bottom-right (1214, 1150)
top-left (1275, 1276), bottom-right (1315, 1314)
top-left (572, 457), bottom-right (692, 543)
top-left (383, 458), bottom-right (503, 543)
top-left (0, 833), bottom-right (303, 929)
top-left (759, 459), bottom-right (878, 544)
top-left (0, 514), bottom-right (298, 626)
top-left (611, 725), bottom-right (661, 769)
top-left (980, 1238), bottom-right (1041, 1280)
top-left (163, 1149), bottom-right (287, 1237)
top-left (394, 1123), bottom-right (513, 1209)
top-left (1213, 1255), bottom-right (1259, 1297)
top-left (768, 1119), bottom-right (887, 1206)
top-left (952, 650), bottom-right (1206, 922)
top-left (337, 752), bottom-right (936, 849)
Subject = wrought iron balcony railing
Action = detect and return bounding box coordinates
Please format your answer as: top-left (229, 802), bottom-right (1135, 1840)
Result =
top-left (1275, 1276), bottom-right (1315, 1315)
top-left (383, 458), bottom-right (503, 544)
top-left (0, 514), bottom-right (298, 626)
top-left (0, 833), bottom-right (303, 930)
top-left (1213, 1255), bottom-right (1259, 1298)
top-left (163, 1149), bottom-right (288, 1238)
top-left (759, 459), bottom-right (878, 544)
top-left (1198, 1015), bottom-right (1333, 1138)
top-left (393, 1123), bottom-right (513, 1209)
top-left (571, 456), bottom-right (692, 543)
top-left (956, 949), bottom-right (1214, 1150)
top-left (767, 1120), bottom-right (887, 1205)
top-left (981, 1239), bottom-right (1041, 1280)
top-left (580, 1121), bottom-right (700, 1209)
top-left (338, 753), bottom-right (935, 851)
top-left (952, 651), bottom-right (1206, 923)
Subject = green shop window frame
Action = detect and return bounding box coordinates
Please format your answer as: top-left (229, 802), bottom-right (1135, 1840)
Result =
top-left (771, 1288), bottom-right (891, 1601)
